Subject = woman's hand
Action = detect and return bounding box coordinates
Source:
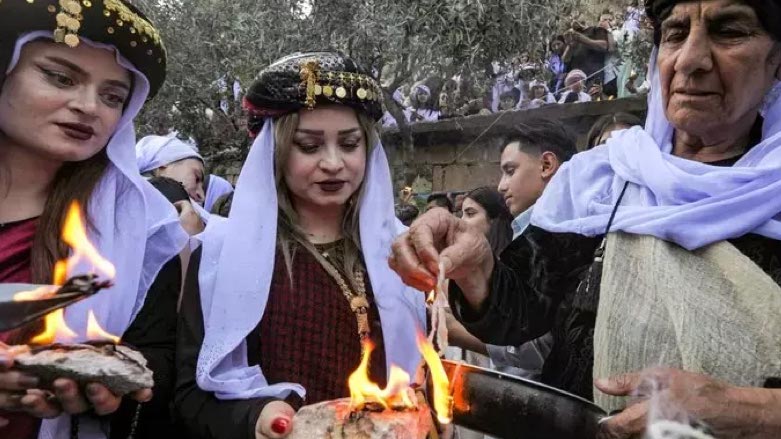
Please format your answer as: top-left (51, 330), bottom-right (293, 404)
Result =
top-left (596, 367), bottom-right (781, 439)
top-left (6, 379), bottom-right (152, 419)
top-left (1, 343), bottom-right (152, 419)
top-left (256, 401), bottom-right (295, 439)
top-left (174, 200), bottom-right (205, 235)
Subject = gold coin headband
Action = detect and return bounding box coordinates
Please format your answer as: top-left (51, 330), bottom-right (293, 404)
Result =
top-left (43, 0), bottom-right (164, 58)
top-left (298, 59), bottom-right (383, 110)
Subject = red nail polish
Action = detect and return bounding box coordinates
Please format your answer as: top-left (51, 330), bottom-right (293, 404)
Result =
top-left (271, 417), bottom-right (290, 435)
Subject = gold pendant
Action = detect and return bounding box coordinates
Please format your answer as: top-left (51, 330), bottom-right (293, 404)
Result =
top-left (357, 312), bottom-right (370, 339)
top-left (350, 296), bottom-right (369, 312)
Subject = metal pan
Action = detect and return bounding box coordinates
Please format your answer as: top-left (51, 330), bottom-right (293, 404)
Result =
top-left (440, 359), bottom-right (607, 439)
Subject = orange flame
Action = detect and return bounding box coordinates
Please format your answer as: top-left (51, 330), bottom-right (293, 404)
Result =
top-left (15, 202), bottom-right (119, 345)
top-left (417, 332), bottom-right (452, 424)
top-left (58, 202), bottom-right (116, 281)
top-left (87, 311), bottom-right (120, 344)
top-left (348, 340), bottom-right (416, 411)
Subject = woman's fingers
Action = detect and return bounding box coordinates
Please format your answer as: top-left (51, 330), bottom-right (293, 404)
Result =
top-left (53, 379), bottom-right (90, 414)
top-left (21, 389), bottom-right (62, 419)
top-left (595, 371), bottom-right (644, 397)
top-left (390, 233), bottom-right (436, 292)
top-left (256, 401), bottom-right (296, 439)
top-left (0, 391), bottom-right (24, 411)
top-left (598, 400), bottom-right (649, 439)
top-left (84, 383), bottom-right (122, 416)
top-left (0, 371), bottom-right (39, 392)
top-left (129, 388), bottom-right (153, 403)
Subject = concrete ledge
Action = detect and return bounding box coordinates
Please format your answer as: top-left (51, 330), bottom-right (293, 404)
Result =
top-left (381, 95), bottom-right (647, 146)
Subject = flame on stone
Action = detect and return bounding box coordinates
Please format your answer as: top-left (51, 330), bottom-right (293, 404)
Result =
top-left (348, 340), bottom-right (416, 411)
top-left (87, 311), bottom-right (120, 344)
top-left (13, 202), bottom-right (118, 345)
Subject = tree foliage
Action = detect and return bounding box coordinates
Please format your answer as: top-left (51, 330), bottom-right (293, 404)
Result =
top-left (133, 0), bottom-right (619, 157)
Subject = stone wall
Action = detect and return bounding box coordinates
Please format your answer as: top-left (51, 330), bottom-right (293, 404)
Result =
top-left (206, 96), bottom-right (647, 192)
top-left (381, 96), bottom-right (647, 194)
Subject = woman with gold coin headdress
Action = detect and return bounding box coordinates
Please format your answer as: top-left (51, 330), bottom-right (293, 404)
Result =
top-left (175, 52), bottom-right (426, 438)
top-left (0, 1), bottom-right (188, 438)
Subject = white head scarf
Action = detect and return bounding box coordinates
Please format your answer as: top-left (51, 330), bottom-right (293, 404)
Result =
top-left (532, 47), bottom-right (781, 250)
top-left (4, 32), bottom-right (188, 439)
top-left (195, 118), bottom-right (426, 400)
top-left (135, 134), bottom-right (203, 174)
top-left (204, 174), bottom-right (233, 213)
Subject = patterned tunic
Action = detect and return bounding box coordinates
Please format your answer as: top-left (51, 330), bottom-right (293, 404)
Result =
top-left (258, 241), bottom-right (387, 405)
top-left (0, 217), bottom-right (40, 439)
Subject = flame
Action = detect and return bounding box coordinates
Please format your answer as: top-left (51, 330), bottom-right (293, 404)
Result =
top-left (30, 309), bottom-right (79, 344)
top-left (58, 202), bottom-right (116, 281)
top-left (417, 332), bottom-right (452, 424)
top-left (87, 311), bottom-right (120, 344)
top-left (348, 340), bottom-right (416, 411)
top-left (19, 202), bottom-right (119, 345)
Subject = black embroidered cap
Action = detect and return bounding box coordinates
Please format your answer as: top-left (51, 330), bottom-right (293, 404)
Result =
top-left (0, 0), bottom-right (167, 98)
top-left (645, 0), bottom-right (781, 45)
top-left (243, 52), bottom-right (384, 136)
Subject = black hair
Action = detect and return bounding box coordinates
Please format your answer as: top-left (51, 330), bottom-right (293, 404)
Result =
top-left (563, 92), bottom-right (581, 103)
top-left (586, 112), bottom-right (644, 149)
top-left (426, 193), bottom-right (453, 212)
top-left (549, 35), bottom-right (566, 52)
top-left (464, 187), bottom-right (514, 254)
top-left (502, 118), bottom-right (578, 163)
top-left (395, 204), bottom-right (420, 227)
top-left (499, 88), bottom-right (521, 107)
top-left (646, 0), bottom-right (781, 44)
top-left (148, 176), bottom-right (190, 204)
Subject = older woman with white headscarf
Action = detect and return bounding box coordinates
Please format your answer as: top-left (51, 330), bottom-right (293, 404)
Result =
top-left (558, 69), bottom-right (592, 103)
top-left (203, 174), bottom-right (234, 214)
top-left (389, 0), bottom-right (781, 437)
top-left (137, 135), bottom-right (210, 236)
top-left (136, 135), bottom-right (206, 205)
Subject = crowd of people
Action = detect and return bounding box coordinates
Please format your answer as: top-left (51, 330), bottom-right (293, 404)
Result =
top-left (0, 1), bottom-right (780, 439)
top-left (383, 0), bottom-right (654, 127)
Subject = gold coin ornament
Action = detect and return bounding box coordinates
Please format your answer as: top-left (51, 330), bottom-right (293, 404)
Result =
top-left (314, 84), bottom-right (323, 96)
top-left (356, 88), bottom-right (368, 100)
top-left (335, 87), bottom-right (347, 99)
top-left (63, 33), bottom-right (80, 47)
top-left (66, 17), bottom-right (80, 31)
top-left (65, 0), bottom-right (81, 14)
top-left (53, 28), bottom-right (67, 43)
top-left (323, 85), bottom-right (334, 97)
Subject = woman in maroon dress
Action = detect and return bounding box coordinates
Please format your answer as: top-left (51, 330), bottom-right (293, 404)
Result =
top-left (175, 52), bottom-right (427, 439)
top-left (0, 1), bottom-right (188, 438)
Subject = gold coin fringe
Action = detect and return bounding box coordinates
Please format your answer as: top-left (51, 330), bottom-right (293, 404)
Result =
top-left (298, 58), bottom-right (383, 110)
top-left (54, 0), bottom-right (83, 47)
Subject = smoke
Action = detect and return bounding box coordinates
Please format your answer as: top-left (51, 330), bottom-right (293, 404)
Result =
top-left (638, 369), bottom-right (716, 439)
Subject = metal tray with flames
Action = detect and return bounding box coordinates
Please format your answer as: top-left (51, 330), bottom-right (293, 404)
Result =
top-left (440, 359), bottom-right (607, 439)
